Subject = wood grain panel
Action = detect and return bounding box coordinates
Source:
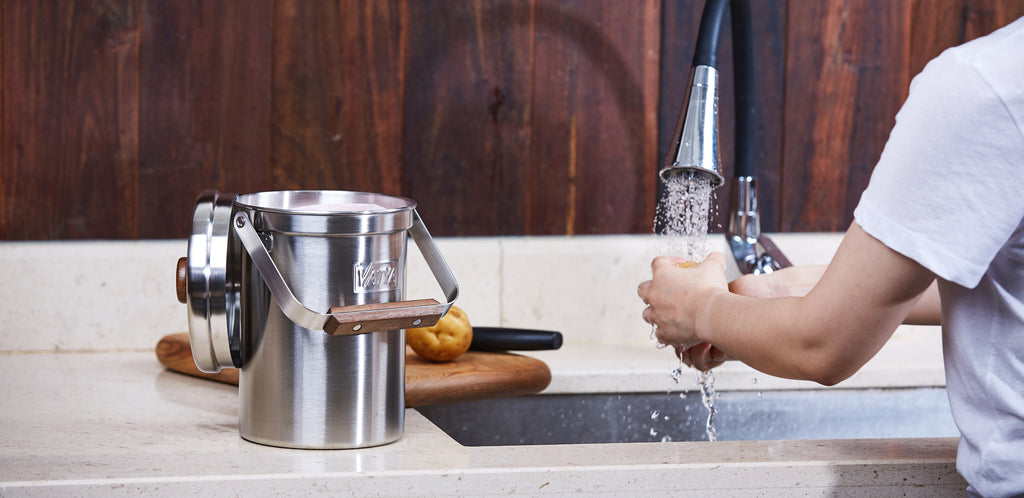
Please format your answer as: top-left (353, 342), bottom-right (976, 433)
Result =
top-left (908, 0), bottom-right (970, 83)
top-left (138, 0), bottom-right (272, 239)
top-left (272, 0), bottom-right (405, 196)
top-left (1, 0), bottom-right (140, 239)
top-left (910, 0), bottom-right (1024, 80)
top-left (959, 0), bottom-right (1024, 39)
top-left (528, 0), bottom-right (660, 235)
top-left (659, 0), bottom-right (786, 234)
top-left (402, 0), bottom-right (533, 235)
top-left (2, 0), bottom-right (1021, 239)
top-left (781, 0), bottom-right (911, 232)
top-left (523, 0), bottom-right (581, 235)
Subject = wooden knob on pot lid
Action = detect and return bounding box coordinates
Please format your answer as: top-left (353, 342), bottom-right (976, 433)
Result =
top-left (176, 257), bottom-right (188, 304)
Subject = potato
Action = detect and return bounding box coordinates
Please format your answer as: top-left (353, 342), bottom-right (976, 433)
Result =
top-left (407, 305), bottom-right (473, 362)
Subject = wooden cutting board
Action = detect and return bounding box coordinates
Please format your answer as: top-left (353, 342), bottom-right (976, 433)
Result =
top-left (156, 332), bottom-right (552, 407)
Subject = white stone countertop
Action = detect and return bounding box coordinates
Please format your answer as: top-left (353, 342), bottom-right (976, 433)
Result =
top-left (0, 335), bottom-right (964, 496)
top-left (0, 236), bottom-right (968, 495)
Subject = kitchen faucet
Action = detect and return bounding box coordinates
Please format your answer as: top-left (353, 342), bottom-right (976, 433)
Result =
top-left (660, 0), bottom-right (791, 274)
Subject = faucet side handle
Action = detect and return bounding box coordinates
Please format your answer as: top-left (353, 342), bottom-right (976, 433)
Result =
top-left (752, 234), bottom-right (792, 274)
top-left (727, 176), bottom-right (792, 274)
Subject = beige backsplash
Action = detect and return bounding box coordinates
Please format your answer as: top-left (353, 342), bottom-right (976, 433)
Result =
top-left (2, 233), bottom-right (860, 352)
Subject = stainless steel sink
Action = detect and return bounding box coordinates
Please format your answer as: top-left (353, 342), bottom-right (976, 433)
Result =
top-left (415, 388), bottom-right (958, 446)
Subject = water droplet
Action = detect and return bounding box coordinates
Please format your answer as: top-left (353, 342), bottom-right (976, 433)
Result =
top-left (661, 435), bottom-right (673, 443)
top-left (671, 366), bottom-right (684, 384)
top-left (751, 377), bottom-right (758, 384)
top-left (650, 410), bottom-right (660, 419)
top-left (757, 391), bottom-right (763, 398)
top-left (649, 427), bottom-right (658, 437)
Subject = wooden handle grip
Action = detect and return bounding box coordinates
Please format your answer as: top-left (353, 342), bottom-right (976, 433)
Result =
top-left (323, 298), bottom-right (443, 335)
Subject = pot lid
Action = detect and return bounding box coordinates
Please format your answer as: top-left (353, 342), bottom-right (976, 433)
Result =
top-left (185, 190), bottom-right (241, 373)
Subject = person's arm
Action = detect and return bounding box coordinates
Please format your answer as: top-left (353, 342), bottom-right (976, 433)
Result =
top-left (728, 265), bottom-right (824, 299)
top-left (729, 265), bottom-right (941, 326)
top-left (903, 280), bottom-right (941, 325)
top-left (639, 222), bottom-right (935, 385)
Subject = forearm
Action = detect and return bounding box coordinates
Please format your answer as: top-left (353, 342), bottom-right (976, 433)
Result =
top-left (699, 223), bottom-right (935, 384)
top-left (698, 291), bottom-right (897, 384)
top-left (730, 266), bottom-right (941, 326)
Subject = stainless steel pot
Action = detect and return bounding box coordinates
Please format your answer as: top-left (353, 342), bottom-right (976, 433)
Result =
top-left (181, 190), bottom-right (459, 449)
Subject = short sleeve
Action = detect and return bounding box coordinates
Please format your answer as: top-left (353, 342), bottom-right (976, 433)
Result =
top-left (854, 46), bottom-right (1024, 288)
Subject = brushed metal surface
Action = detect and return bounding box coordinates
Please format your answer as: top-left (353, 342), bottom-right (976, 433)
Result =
top-left (235, 191), bottom-right (409, 449)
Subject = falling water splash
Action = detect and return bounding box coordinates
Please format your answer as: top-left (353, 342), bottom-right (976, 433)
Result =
top-left (655, 172), bottom-right (713, 260)
top-left (653, 170), bottom-right (719, 442)
top-left (698, 370), bottom-right (719, 442)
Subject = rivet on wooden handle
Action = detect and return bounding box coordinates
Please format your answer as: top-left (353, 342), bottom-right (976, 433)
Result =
top-left (176, 257), bottom-right (188, 304)
top-left (323, 298), bottom-right (443, 335)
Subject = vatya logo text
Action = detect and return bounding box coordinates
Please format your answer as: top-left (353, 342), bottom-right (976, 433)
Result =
top-left (353, 260), bottom-right (399, 292)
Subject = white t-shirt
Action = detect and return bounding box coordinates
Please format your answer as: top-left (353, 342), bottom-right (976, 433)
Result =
top-left (854, 17), bottom-right (1024, 497)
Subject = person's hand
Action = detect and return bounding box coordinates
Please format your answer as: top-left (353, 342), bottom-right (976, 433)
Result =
top-left (670, 266), bottom-right (824, 372)
top-left (675, 342), bottom-right (730, 372)
top-left (637, 253), bottom-right (729, 354)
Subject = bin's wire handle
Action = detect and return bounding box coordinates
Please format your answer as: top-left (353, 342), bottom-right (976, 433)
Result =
top-left (231, 210), bottom-right (458, 335)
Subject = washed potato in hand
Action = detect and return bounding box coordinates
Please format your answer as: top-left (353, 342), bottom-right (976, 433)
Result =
top-left (407, 305), bottom-right (473, 362)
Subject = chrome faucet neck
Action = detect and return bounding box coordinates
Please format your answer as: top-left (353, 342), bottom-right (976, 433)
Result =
top-left (662, 0), bottom-right (791, 274)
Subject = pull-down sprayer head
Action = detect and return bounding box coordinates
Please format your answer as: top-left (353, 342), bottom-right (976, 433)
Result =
top-left (661, 0), bottom-right (791, 274)
top-left (659, 65), bottom-right (725, 188)
top-left (659, 0), bottom-right (729, 188)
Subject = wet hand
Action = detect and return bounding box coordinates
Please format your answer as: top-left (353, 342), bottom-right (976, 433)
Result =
top-left (677, 343), bottom-right (730, 372)
top-left (637, 252), bottom-right (729, 352)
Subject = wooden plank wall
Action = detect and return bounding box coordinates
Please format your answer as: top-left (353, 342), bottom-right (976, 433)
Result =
top-left (1, 0), bottom-right (1022, 239)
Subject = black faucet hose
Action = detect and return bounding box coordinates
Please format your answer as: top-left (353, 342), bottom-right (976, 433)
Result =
top-left (731, 0), bottom-right (756, 179)
top-left (690, 0), bottom-right (756, 179)
top-left (691, 0), bottom-right (729, 68)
